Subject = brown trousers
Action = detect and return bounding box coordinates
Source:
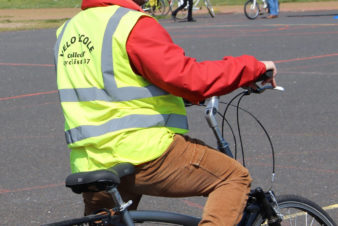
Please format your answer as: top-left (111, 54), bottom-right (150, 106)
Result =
top-left (83, 134), bottom-right (252, 225)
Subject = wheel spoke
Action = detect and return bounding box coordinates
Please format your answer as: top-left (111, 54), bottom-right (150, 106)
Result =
top-left (251, 195), bottom-right (336, 226)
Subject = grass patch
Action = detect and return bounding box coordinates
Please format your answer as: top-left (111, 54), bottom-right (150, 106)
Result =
top-left (0, 18), bottom-right (69, 32)
top-left (44, 18), bottom-right (69, 23)
top-left (34, 18), bottom-right (69, 28)
top-left (0, 19), bottom-right (12, 23)
top-left (0, 0), bottom-right (81, 9)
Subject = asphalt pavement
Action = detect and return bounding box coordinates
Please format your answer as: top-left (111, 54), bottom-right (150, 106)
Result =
top-left (0, 9), bottom-right (337, 225)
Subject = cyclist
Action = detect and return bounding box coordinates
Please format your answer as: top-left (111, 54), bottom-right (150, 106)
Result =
top-left (54, 0), bottom-right (277, 225)
top-left (171, 0), bottom-right (195, 22)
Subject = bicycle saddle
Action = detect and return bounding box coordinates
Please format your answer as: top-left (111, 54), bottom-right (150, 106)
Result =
top-left (65, 163), bottom-right (135, 194)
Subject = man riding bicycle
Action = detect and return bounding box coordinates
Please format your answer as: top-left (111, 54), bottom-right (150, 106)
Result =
top-left (54, 0), bottom-right (277, 225)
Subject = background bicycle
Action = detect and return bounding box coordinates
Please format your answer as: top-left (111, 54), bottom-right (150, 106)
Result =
top-left (169, 0), bottom-right (215, 20)
top-left (244, 0), bottom-right (269, 19)
top-left (244, 0), bottom-right (280, 19)
top-left (192, 0), bottom-right (215, 17)
top-left (142, 0), bottom-right (167, 17)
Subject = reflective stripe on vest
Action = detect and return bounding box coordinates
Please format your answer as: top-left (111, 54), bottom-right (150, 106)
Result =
top-left (55, 7), bottom-right (188, 144)
top-left (54, 20), bottom-right (70, 71)
top-left (65, 114), bottom-right (187, 144)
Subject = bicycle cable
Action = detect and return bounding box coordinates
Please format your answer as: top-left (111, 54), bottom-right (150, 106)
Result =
top-left (236, 92), bottom-right (247, 167)
top-left (218, 90), bottom-right (276, 187)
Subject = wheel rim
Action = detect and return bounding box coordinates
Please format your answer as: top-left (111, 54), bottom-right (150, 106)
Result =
top-left (278, 201), bottom-right (334, 226)
top-left (244, 1), bottom-right (259, 19)
top-left (252, 195), bottom-right (336, 226)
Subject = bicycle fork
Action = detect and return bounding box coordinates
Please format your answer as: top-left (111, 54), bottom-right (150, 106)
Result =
top-left (250, 0), bottom-right (257, 10)
top-left (239, 188), bottom-right (283, 226)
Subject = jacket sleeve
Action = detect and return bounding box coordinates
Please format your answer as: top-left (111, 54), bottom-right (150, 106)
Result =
top-left (126, 16), bottom-right (266, 103)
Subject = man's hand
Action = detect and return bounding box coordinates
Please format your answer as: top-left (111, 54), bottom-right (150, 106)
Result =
top-left (261, 61), bottom-right (277, 87)
top-left (244, 61), bottom-right (277, 91)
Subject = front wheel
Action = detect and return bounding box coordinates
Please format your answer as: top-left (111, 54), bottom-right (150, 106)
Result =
top-left (253, 195), bottom-right (337, 226)
top-left (244, 0), bottom-right (259, 20)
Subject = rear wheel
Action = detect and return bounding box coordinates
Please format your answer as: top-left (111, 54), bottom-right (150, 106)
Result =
top-left (163, 0), bottom-right (172, 15)
top-left (150, 0), bottom-right (167, 17)
top-left (131, 210), bottom-right (201, 225)
top-left (44, 210), bottom-right (200, 226)
top-left (244, 0), bottom-right (259, 20)
top-left (171, 0), bottom-right (188, 20)
top-left (253, 195), bottom-right (337, 226)
top-left (204, 0), bottom-right (215, 18)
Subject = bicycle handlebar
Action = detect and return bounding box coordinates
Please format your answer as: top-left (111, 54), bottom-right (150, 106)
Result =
top-left (204, 71), bottom-right (284, 158)
top-left (256, 69), bottom-right (274, 82)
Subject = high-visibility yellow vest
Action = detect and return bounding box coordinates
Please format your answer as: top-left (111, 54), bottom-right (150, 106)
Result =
top-left (54, 6), bottom-right (188, 173)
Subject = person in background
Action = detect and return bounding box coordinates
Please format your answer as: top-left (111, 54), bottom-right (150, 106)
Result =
top-left (171, 0), bottom-right (195, 22)
top-left (54, 0), bottom-right (278, 225)
top-left (267, 0), bottom-right (279, 18)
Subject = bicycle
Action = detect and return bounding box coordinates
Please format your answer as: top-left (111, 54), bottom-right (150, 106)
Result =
top-left (169, 0), bottom-right (215, 20)
top-left (244, 0), bottom-right (269, 20)
top-left (142, 0), bottom-right (167, 17)
top-left (43, 72), bottom-right (337, 226)
top-left (192, 0), bottom-right (215, 18)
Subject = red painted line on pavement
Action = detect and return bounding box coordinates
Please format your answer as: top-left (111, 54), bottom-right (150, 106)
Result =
top-left (0, 182), bottom-right (64, 195)
top-left (1, 53), bottom-right (338, 102)
top-left (252, 162), bottom-right (338, 174)
top-left (0, 62), bottom-right (54, 67)
top-left (275, 53), bottom-right (338, 63)
top-left (0, 90), bottom-right (58, 101)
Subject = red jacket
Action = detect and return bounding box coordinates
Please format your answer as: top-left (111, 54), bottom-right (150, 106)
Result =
top-left (81, 0), bottom-right (266, 103)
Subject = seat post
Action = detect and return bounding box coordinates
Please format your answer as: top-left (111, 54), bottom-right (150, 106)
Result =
top-left (107, 186), bottom-right (134, 226)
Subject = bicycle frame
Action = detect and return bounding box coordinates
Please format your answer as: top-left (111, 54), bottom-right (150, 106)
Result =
top-left (252, 0), bottom-right (267, 10)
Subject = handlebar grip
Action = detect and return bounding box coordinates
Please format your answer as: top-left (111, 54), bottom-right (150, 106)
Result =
top-left (256, 69), bottom-right (273, 82)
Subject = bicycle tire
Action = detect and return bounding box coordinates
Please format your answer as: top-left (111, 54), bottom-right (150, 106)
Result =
top-left (150, 0), bottom-right (167, 17)
top-left (131, 210), bottom-right (201, 225)
top-left (193, 0), bottom-right (200, 9)
top-left (44, 210), bottom-right (201, 226)
top-left (171, 0), bottom-right (188, 20)
top-left (204, 0), bottom-right (215, 18)
top-left (163, 0), bottom-right (173, 15)
top-left (244, 0), bottom-right (259, 20)
top-left (252, 194), bottom-right (337, 226)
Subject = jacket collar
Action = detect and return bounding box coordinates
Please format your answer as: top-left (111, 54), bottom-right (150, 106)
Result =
top-left (81, 0), bottom-right (143, 11)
